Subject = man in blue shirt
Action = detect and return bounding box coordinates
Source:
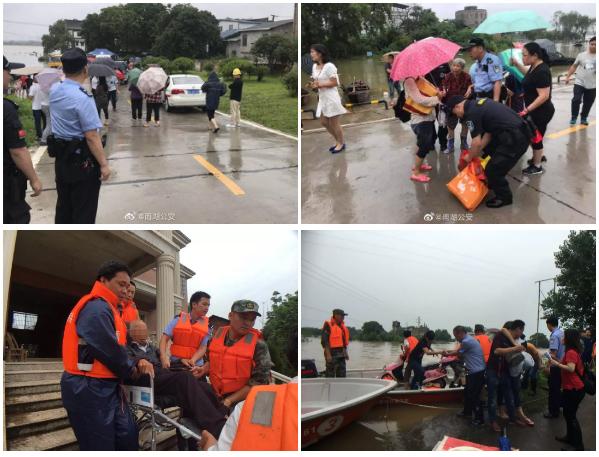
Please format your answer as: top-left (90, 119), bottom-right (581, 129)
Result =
top-left (464, 38), bottom-right (503, 102)
top-left (48, 47), bottom-right (111, 223)
top-left (444, 326), bottom-right (486, 424)
top-left (545, 316), bottom-right (564, 418)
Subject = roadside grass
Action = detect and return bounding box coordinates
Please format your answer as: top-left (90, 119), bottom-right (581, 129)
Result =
top-left (6, 95), bottom-right (37, 148)
top-left (191, 73), bottom-right (297, 136)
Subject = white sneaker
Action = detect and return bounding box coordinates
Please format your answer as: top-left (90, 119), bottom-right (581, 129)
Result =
top-left (154, 121), bottom-right (160, 127)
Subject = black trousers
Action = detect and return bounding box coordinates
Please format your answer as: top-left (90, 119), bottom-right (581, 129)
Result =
top-left (154, 370), bottom-right (227, 438)
top-left (464, 370), bottom-right (485, 421)
top-left (32, 109), bottom-right (46, 138)
top-left (529, 104), bottom-right (555, 150)
top-left (131, 99), bottom-right (143, 119)
top-left (146, 102), bottom-right (160, 122)
top-left (108, 90), bottom-right (117, 110)
top-left (55, 178), bottom-right (101, 224)
top-left (548, 365), bottom-right (562, 416)
top-left (433, 105), bottom-right (448, 149)
top-left (485, 130), bottom-right (529, 202)
top-left (392, 364), bottom-right (405, 381)
top-left (97, 105), bottom-right (109, 120)
top-left (3, 175), bottom-right (31, 223)
top-left (571, 84), bottom-right (596, 119)
top-left (562, 388), bottom-right (585, 450)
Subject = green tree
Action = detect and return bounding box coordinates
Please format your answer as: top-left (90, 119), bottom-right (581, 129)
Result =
top-left (434, 329), bottom-right (452, 341)
top-left (541, 231), bottom-right (596, 329)
top-left (251, 35), bottom-right (296, 72)
top-left (262, 291), bottom-right (298, 377)
top-left (282, 63), bottom-right (298, 96)
top-left (301, 327), bottom-right (321, 337)
top-left (529, 332), bottom-right (550, 348)
top-left (42, 20), bottom-right (75, 54)
top-left (153, 4), bottom-right (222, 59)
top-left (360, 321), bottom-right (388, 341)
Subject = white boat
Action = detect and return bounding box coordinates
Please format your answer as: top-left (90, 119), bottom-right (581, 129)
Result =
top-left (301, 377), bottom-right (397, 448)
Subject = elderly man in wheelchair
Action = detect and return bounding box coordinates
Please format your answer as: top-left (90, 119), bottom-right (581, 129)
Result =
top-left (124, 320), bottom-right (227, 450)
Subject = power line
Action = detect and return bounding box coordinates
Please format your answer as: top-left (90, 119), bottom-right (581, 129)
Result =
top-left (5, 20), bottom-right (51, 27)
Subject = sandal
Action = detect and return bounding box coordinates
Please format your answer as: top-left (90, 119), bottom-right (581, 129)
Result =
top-left (410, 173), bottom-right (431, 183)
top-left (420, 163), bottom-right (433, 171)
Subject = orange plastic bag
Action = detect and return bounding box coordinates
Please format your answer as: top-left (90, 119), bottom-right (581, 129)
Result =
top-left (446, 159), bottom-right (488, 211)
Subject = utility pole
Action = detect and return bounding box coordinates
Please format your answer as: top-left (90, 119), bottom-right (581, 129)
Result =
top-left (535, 277), bottom-right (557, 339)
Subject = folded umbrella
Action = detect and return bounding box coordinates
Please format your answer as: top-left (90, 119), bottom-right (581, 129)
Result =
top-left (137, 67), bottom-right (168, 94)
top-left (474, 10), bottom-right (551, 34)
top-left (87, 63), bottom-right (116, 78)
top-left (390, 37), bottom-right (461, 81)
top-left (127, 67), bottom-right (142, 86)
top-left (10, 65), bottom-right (44, 76)
top-left (36, 68), bottom-right (63, 93)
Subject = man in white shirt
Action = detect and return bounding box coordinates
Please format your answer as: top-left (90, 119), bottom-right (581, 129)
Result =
top-left (28, 79), bottom-right (48, 142)
top-left (566, 36), bottom-right (596, 125)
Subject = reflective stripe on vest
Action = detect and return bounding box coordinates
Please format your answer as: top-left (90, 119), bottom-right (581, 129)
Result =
top-left (325, 319), bottom-right (350, 349)
top-left (62, 281), bottom-right (127, 379)
top-left (208, 326), bottom-right (259, 396)
top-left (231, 383), bottom-right (298, 451)
top-left (170, 312), bottom-right (209, 359)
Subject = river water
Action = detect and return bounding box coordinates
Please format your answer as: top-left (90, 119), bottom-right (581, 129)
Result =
top-left (3, 44), bottom-right (45, 67)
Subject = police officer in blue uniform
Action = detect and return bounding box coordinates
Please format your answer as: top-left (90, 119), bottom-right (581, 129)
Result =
top-left (464, 38), bottom-right (503, 102)
top-left (48, 47), bottom-right (111, 224)
top-left (4, 56), bottom-right (43, 223)
top-left (445, 95), bottom-right (531, 208)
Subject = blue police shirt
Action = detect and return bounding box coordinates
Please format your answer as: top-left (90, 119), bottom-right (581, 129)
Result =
top-left (49, 79), bottom-right (102, 140)
top-left (458, 334), bottom-right (486, 374)
top-left (163, 315), bottom-right (210, 367)
top-left (469, 52), bottom-right (503, 93)
top-left (549, 327), bottom-right (565, 360)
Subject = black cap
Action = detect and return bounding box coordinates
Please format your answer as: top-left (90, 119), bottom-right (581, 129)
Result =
top-left (3, 56), bottom-right (24, 71)
top-left (474, 324), bottom-right (485, 333)
top-left (332, 308), bottom-right (347, 316)
top-left (464, 37), bottom-right (485, 49)
top-left (445, 95), bottom-right (466, 112)
top-left (61, 48), bottom-right (88, 74)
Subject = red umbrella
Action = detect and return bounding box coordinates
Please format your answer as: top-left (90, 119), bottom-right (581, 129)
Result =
top-left (390, 37), bottom-right (461, 81)
top-left (115, 69), bottom-right (125, 81)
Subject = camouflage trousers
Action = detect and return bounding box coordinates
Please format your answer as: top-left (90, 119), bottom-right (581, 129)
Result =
top-left (325, 357), bottom-right (346, 377)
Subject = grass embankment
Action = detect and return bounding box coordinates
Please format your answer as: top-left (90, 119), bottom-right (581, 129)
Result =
top-left (6, 96), bottom-right (37, 148)
top-left (193, 73), bottom-right (297, 136)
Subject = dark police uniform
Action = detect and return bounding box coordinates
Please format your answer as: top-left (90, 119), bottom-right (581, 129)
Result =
top-left (3, 98), bottom-right (31, 223)
top-left (463, 98), bottom-right (530, 204)
top-left (48, 48), bottom-right (104, 224)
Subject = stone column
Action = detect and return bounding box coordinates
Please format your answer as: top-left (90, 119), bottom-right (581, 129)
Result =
top-left (156, 254), bottom-right (176, 337)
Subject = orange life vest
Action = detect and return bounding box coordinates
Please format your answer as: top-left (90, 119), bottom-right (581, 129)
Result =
top-left (62, 281), bottom-right (127, 379)
top-left (170, 312), bottom-right (210, 359)
top-left (475, 334), bottom-right (492, 363)
top-left (324, 318), bottom-right (350, 349)
top-left (208, 326), bottom-right (260, 396)
top-left (231, 383), bottom-right (298, 451)
top-left (120, 300), bottom-right (139, 324)
top-left (403, 77), bottom-right (438, 115)
top-left (405, 335), bottom-right (419, 361)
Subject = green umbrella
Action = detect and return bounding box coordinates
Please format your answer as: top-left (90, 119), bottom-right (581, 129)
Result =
top-left (474, 10), bottom-right (551, 34)
top-left (499, 47), bottom-right (525, 82)
top-left (127, 68), bottom-right (142, 86)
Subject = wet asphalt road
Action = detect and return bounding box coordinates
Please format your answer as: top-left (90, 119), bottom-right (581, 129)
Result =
top-left (302, 85), bottom-right (595, 224)
top-left (28, 96), bottom-right (297, 224)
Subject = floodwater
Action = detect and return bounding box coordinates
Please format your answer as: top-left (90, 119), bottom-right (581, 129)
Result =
top-left (302, 339), bottom-right (593, 451)
top-left (3, 44), bottom-right (44, 67)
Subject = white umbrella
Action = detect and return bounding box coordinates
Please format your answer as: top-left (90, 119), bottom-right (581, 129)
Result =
top-left (36, 68), bottom-right (64, 93)
top-left (10, 65), bottom-right (44, 76)
top-left (137, 67), bottom-right (168, 95)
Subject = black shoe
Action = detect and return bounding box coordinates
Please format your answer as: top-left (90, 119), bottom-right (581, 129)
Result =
top-left (544, 411), bottom-right (559, 418)
top-left (485, 197), bottom-right (512, 208)
top-left (214, 127), bottom-right (220, 134)
top-left (527, 156), bottom-right (547, 165)
top-left (522, 164), bottom-right (544, 175)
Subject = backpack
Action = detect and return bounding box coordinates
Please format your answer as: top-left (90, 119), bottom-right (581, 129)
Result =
top-left (576, 362), bottom-right (596, 396)
top-left (393, 87), bottom-right (411, 123)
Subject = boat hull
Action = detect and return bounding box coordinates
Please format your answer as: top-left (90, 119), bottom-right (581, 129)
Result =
top-left (384, 387), bottom-right (464, 405)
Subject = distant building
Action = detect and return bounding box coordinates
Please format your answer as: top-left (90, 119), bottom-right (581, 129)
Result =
top-left (455, 6), bottom-right (487, 28)
top-left (64, 19), bottom-right (85, 50)
top-left (223, 19), bottom-right (294, 59)
top-left (389, 4), bottom-right (410, 28)
top-left (218, 17), bottom-right (269, 38)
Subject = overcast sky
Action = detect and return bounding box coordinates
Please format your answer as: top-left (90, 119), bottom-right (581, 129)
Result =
top-left (179, 228), bottom-right (297, 329)
top-left (302, 230), bottom-right (573, 338)
top-left (3, 2), bottom-right (295, 41)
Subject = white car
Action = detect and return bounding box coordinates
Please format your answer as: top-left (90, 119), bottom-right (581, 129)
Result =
top-left (164, 74), bottom-right (206, 111)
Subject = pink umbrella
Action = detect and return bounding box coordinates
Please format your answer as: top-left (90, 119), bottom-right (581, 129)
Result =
top-left (390, 37), bottom-right (461, 81)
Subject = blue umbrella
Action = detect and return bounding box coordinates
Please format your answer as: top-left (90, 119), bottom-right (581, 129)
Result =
top-left (88, 48), bottom-right (115, 57)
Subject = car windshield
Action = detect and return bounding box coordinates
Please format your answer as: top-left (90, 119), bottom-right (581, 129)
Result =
top-left (172, 76), bottom-right (202, 85)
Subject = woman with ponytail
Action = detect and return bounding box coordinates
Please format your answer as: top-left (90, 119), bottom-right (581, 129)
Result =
top-left (510, 42), bottom-right (555, 175)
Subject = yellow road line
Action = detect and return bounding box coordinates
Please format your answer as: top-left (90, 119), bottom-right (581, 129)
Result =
top-left (193, 155), bottom-right (245, 196)
top-left (546, 120), bottom-right (596, 139)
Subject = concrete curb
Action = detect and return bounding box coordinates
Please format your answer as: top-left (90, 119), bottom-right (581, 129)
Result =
top-left (215, 110), bottom-right (297, 141)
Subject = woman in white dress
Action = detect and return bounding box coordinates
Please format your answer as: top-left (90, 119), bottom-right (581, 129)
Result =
top-left (309, 44), bottom-right (347, 153)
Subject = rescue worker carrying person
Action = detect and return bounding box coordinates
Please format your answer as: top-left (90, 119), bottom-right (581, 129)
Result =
top-left (445, 95), bottom-right (532, 208)
top-left (196, 300), bottom-right (273, 413)
top-left (120, 280), bottom-right (140, 325)
top-left (4, 55), bottom-right (43, 223)
top-left (60, 260), bottom-right (154, 451)
top-left (321, 308), bottom-right (350, 377)
top-left (47, 47), bottom-right (111, 224)
top-left (160, 291), bottom-right (211, 373)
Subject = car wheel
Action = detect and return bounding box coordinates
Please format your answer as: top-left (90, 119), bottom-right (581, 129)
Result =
top-left (165, 99), bottom-right (172, 112)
